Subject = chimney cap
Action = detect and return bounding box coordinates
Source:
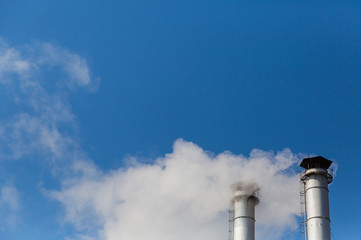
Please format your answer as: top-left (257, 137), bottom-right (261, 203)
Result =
top-left (300, 156), bottom-right (332, 170)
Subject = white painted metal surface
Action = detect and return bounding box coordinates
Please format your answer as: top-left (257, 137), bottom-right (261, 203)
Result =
top-left (231, 183), bottom-right (259, 240)
top-left (301, 168), bottom-right (333, 240)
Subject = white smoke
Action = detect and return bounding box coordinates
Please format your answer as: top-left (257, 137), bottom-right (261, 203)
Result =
top-left (231, 181), bottom-right (260, 198)
top-left (51, 139), bottom-right (301, 240)
top-left (0, 38), bottom-right (303, 240)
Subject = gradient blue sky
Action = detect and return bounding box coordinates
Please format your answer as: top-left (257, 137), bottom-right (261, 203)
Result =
top-left (1, 1), bottom-right (361, 239)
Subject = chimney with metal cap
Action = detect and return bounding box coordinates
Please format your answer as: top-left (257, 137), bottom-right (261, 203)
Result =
top-left (300, 156), bottom-right (333, 240)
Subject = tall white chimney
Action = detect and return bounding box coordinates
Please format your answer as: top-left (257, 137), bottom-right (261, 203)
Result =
top-left (231, 182), bottom-right (259, 240)
top-left (300, 156), bottom-right (333, 240)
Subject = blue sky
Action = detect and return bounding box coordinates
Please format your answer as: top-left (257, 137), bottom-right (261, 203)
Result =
top-left (1, 1), bottom-right (361, 239)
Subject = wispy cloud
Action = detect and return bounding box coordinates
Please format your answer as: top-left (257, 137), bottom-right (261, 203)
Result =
top-left (35, 42), bottom-right (97, 89)
top-left (50, 139), bottom-right (302, 240)
top-left (0, 38), bottom-right (97, 163)
top-left (0, 38), bottom-right (96, 89)
top-left (0, 39), bottom-right (31, 79)
top-left (0, 184), bottom-right (20, 229)
top-left (0, 38), bottom-right (97, 231)
top-left (0, 185), bottom-right (20, 211)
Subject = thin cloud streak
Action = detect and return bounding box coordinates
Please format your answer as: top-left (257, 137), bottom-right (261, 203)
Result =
top-left (0, 38), bottom-right (97, 230)
top-left (0, 38), bottom-right (96, 163)
top-left (0, 184), bottom-right (20, 229)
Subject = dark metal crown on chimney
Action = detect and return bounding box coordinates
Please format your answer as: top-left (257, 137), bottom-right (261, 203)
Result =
top-left (300, 156), bottom-right (332, 170)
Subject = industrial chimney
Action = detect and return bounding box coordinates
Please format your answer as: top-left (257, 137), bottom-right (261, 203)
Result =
top-left (230, 182), bottom-right (259, 240)
top-left (300, 156), bottom-right (333, 240)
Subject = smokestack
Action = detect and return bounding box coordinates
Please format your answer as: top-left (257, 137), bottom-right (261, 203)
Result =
top-left (300, 156), bottom-right (333, 240)
top-left (230, 182), bottom-right (259, 240)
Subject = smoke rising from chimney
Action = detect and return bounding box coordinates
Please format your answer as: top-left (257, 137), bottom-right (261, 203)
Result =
top-left (231, 181), bottom-right (260, 198)
top-left (50, 139), bottom-right (302, 240)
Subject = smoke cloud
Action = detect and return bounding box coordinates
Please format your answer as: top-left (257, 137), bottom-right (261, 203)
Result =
top-left (1, 38), bottom-right (303, 240)
top-left (51, 140), bottom-right (302, 240)
top-left (231, 181), bottom-right (260, 198)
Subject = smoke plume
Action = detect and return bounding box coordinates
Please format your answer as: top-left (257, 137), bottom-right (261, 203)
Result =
top-left (0, 38), bottom-right (303, 240)
top-left (231, 181), bottom-right (260, 198)
top-left (51, 139), bottom-right (302, 240)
